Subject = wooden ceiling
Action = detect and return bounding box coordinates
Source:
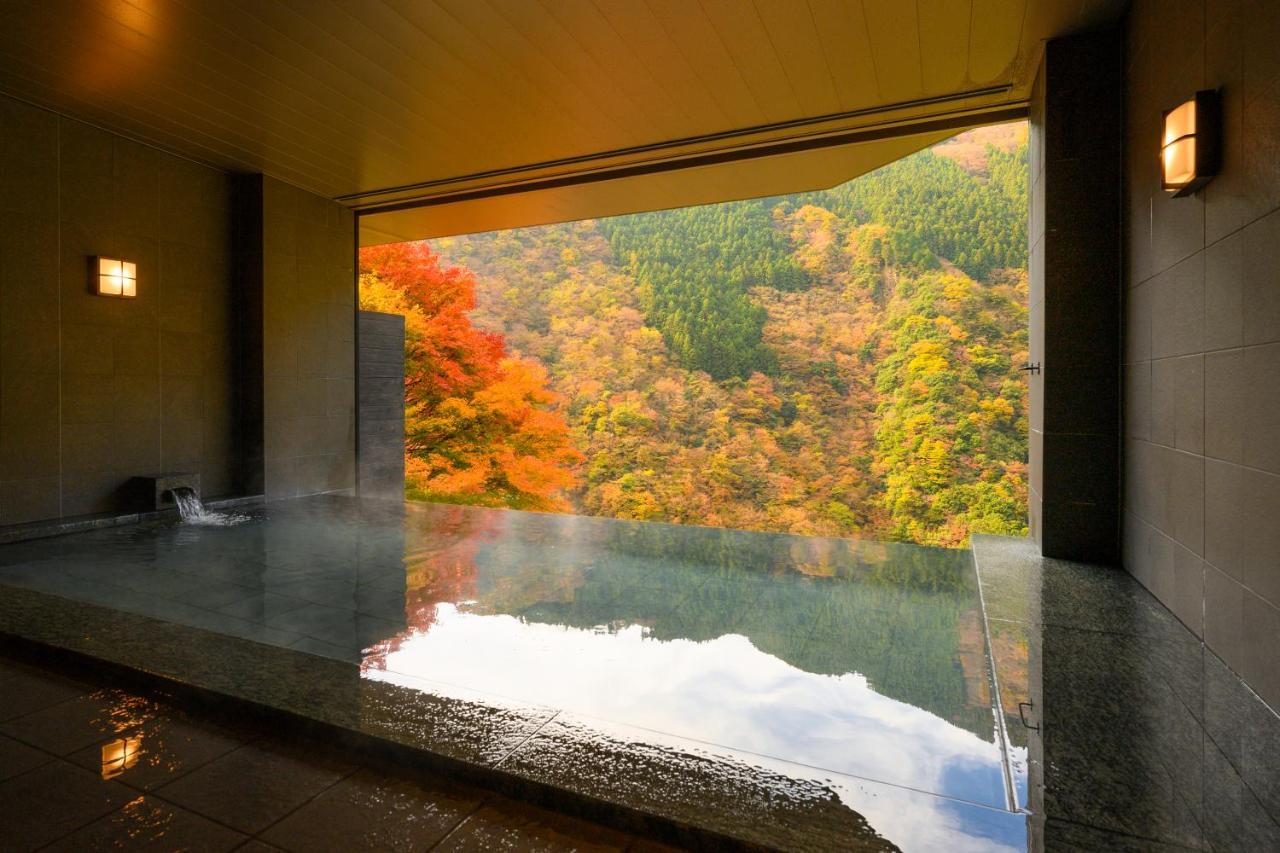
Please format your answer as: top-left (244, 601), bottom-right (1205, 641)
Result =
top-left (0, 1), bottom-right (1125, 242)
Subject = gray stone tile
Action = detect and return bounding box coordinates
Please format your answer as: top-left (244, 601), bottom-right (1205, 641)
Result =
top-left (434, 801), bottom-right (631, 853)
top-left (1241, 342), bottom-right (1280, 475)
top-left (1167, 449), bottom-right (1205, 556)
top-left (154, 741), bottom-right (355, 835)
top-left (1204, 459), bottom-right (1245, 581)
top-left (1202, 735), bottom-right (1280, 853)
top-left (1150, 244), bottom-right (1205, 360)
top-left (1172, 355), bottom-right (1204, 454)
top-left (1042, 818), bottom-right (1198, 851)
top-left (1240, 466), bottom-right (1280, 606)
top-left (44, 794), bottom-right (246, 852)
top-left (1037, 626), bottom-right (1205, 848)
top-left (214, 591), bottom-right (310, 622)
top-left (0, 760), bottom-right (134, 853)
top-left (0, 689), bottom-right (163, 756)
top-left (1171, 545), bottom-right (1205, 638)
top-left (1242, 208), bottom-right (1280, 347)
top-left (1204, 565), bottom-right (1246, 676)
top-left (1205, 348), bottom-right (1244, 462)
top-left (0, 664), bottom-right (89, 722)
top-left (1242, 590), bottom-right (1280, 711)
top-left (0, 733), bottom-right (52, 782)
top-left (1205, 230), bottom-right (1245, 350)
top-left (263, 601), bottom-right (402, 651)
top-left (235, 842), bottom-right (287, 853)
top-left (1151, 358), bottom-right (1175, 446)
top-left (259, 767), bottom-right (482, 853)
top-left (287, 635), bottom-right (362, 664)
top-left (67, 713), bottom-right (243, 791)
top-left (973, 534), bottom-right (1185, 639)
top-left (1126, 361), bottom-right (1152, 441)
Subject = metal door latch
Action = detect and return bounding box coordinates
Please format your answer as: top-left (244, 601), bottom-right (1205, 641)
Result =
top-left (1019, 362), bottom-right (1041, 375)
top-left (1018, 700), bottom-right (1041, 732)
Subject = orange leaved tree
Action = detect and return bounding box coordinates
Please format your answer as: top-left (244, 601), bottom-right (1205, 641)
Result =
top-left (359, 241), bottom-right (581, 512)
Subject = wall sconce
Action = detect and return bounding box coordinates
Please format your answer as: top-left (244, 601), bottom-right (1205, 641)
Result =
top-left (94, 256), bottom-right (137, 297)
top-left (1161, 89), bottom-right (1221, 197)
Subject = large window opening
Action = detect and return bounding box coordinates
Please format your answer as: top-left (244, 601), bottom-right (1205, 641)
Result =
top-left (359, 123), bottom-right (1028, 548)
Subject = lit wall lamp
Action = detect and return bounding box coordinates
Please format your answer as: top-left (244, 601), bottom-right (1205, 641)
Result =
top-left (93, 256), bottom-right (137, 297)
top-left (1161, 89), bottom-right (1221, 197)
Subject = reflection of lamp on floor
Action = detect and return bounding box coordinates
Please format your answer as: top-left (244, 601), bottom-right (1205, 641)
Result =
top-left (100, 735), bottom-right (143, 780)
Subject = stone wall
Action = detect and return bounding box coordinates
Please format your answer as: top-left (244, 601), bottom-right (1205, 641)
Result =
top-left (357, 311), bottom-right (405, 499)
top-left (1123, 0), bottom-right (1280, 709)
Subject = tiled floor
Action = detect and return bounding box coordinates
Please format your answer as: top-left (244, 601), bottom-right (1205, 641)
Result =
top-left (973, 535), bottom-right (1280, 852)
top-left (0, 650), bottom-right (664, 852)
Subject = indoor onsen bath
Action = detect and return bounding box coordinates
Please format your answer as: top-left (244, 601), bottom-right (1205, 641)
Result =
top-left (0, 496), bottom-right (1030, 850)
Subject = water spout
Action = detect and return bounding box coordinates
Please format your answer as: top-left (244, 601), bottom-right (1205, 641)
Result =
top-left (168, 487), bottom-right (247, 526)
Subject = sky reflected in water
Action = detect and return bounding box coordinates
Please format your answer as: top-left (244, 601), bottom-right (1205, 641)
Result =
top-left (360, 503), bottom-right (1009, 810)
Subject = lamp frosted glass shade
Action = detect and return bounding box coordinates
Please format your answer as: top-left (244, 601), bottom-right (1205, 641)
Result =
top-left (1162, 99), bottom-right (1196, 147)
top-left (1160, 90), bottom-right (1220, 197)
top-left (1161, 137), bottom-right (1196, 186)
top-left (95, 256), bottom-right (137, 297)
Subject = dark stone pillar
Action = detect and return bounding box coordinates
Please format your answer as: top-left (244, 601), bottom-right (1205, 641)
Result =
top-left (1027, 28), bottom-right (1123, 564)
top-left (357, 311), bottom-right (406, 499)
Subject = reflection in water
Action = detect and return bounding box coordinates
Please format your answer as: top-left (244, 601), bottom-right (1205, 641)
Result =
top-left (362, 503), bottom-right (1009, 809)
top-left (0, 496), bottom-right (1025, 850)
top-left (101, 735), bottom-right (143, 780)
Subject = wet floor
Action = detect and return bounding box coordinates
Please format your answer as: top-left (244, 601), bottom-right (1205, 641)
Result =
top-left (0, 496), bottom-right (1025, 850)
top-left (0, 647), bottom-right (666, 852)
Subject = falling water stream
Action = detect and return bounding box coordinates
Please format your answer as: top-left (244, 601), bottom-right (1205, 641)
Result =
top-left (169, 487), bottom-right (248, 526)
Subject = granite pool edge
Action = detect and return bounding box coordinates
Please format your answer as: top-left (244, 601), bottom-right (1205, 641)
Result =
top-left (0, 582), bottom-right (866, 852)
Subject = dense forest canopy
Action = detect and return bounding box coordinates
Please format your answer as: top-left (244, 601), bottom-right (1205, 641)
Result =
top-left (359, 124), bottom-right (1030, 547)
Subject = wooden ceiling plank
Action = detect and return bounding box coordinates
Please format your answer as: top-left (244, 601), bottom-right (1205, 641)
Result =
top-left (427, 0), bottom-right (622, 151)
top-left (217, 0), bottom-right (495, 170)
top-left (749, 0), bottom-right (845, 117)
top-left (862, 2), bottom-right (926, 103)
top-left (23, 1), bottom-right (405, 174)
top-left (380, 2), bottom-right (613, 178)
top-left (968, 0), bottom-right (1027, 85)
top-left (697, 0), bottom-right (809, 122)
top-left (642, 0), bottom-right (767, 128)
top-left (0, 23), bottom-right (368, 192)
top-left (368, 0), bottom-right (602, 164)
top-left (0, 57), bottom-right (333, 193)
top-left (305, 0), bottom-right (546, 152)
top-left (805, 0), bottom-right (882, 109)
top-left (485, 0), bottom-right (666, 142)
top-left (917, 0), bottom-right (974, 94)
top-left (166, 0), bottom-right (461, 166)
top-left (536, 0), bottom-right (703, 138)
top-left (588, 0), bottom-right (733, 133)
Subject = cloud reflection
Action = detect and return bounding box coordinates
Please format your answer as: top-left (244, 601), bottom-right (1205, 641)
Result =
top-left (370, 604), bottom-right (1007, 810)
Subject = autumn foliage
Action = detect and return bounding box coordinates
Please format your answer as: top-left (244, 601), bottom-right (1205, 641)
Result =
top-left (359, 125), bottom-right (1030, 547)
top-left (359, 242), bottom-right (581, 512)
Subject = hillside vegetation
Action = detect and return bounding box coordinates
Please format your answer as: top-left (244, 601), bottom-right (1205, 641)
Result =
top-left (360, 124), bottom-right (1029, 547)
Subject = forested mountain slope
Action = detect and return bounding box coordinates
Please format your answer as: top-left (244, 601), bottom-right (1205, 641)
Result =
top-left (361, 125), bottom-right (1029, 547)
